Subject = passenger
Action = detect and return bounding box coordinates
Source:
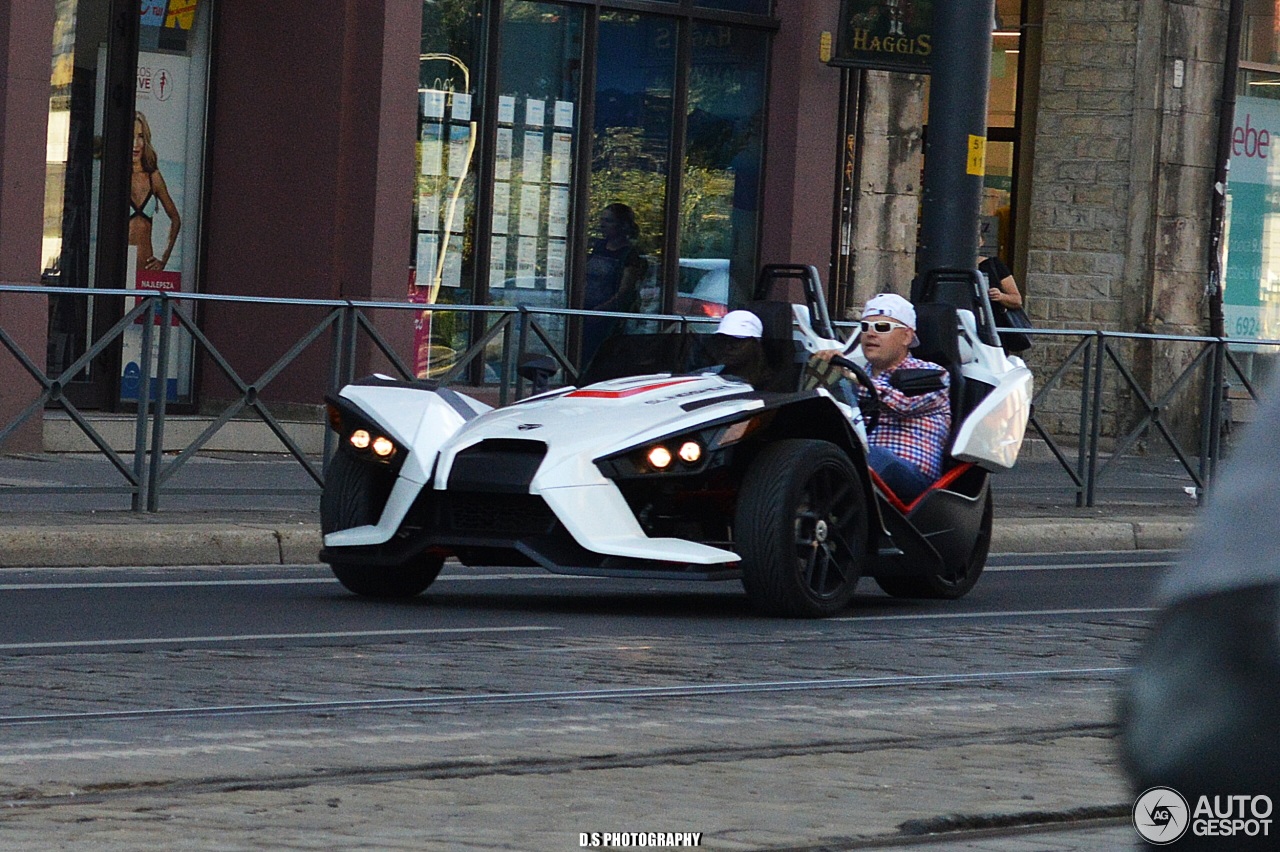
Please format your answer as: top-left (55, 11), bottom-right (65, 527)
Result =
top-left (819, 293), bottom-right (950, 503)
top-left (707, 310), bottom-right (770, 387)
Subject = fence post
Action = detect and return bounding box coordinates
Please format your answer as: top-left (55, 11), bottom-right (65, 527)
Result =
top-left (1085, 330), bottom-right (1106, 507)
top-left (498, 314), bottom-right (514, 407)
top-left (145, 296), bottom-right (175, 512)
top-left (1200, 338), bottom-right (1227, 493)
top-left (514, 307), bottom-right (531, 401)
top-left (132, 296), bottom-right (157, 512)
top-left (1075, 336), bottom-right (1092, 508)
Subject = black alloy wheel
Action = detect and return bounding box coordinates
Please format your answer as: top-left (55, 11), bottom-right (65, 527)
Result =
top-left (736, 439), bottom-right (868, 617)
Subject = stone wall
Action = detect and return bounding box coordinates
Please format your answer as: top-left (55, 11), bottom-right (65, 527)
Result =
top-left (1024, 0), bottom-right (1228, 445)
top-left (844, 71), bottom-right (926, 319)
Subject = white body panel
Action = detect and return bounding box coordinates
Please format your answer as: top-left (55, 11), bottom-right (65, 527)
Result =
top-left (326, 373), bottom-right (762, 561)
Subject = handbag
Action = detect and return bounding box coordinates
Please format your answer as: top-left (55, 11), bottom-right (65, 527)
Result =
top-left (992, 303), bottom-right (1033, 352)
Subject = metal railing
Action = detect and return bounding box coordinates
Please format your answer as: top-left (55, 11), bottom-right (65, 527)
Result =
top-left (0, 283), bottom-right (1273, 510)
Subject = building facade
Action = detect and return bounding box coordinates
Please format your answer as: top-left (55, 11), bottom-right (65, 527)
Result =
top-left (0, 0), bottom-right (1260, 450)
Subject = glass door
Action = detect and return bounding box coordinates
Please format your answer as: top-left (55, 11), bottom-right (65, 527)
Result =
top-left (43, 0), bottom-right (211, 408)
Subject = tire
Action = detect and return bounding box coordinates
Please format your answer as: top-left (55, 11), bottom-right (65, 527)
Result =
top-left (875, 490), bottom-right (992, 600)
top-left (320, 450), bottom-right (442, 599)
top-left (735, 439), bottom-right (868, 617)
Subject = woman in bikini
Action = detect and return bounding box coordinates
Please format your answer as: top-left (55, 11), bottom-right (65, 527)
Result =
top-left (129, 111), bottom-right (181, 271)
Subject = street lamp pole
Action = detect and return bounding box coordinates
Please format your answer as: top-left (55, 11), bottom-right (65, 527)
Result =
top-left (915, 0), bottom-right (996, 276)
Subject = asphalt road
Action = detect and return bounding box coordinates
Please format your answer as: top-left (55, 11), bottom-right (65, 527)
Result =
top-left (0, 551), bottom-right (1170, 650)
top-left (0, 553), bottom-right (1169, 850)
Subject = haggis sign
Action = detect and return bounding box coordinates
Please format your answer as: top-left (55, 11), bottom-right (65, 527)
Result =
top-left (831, 0), bottom-right (935, 73)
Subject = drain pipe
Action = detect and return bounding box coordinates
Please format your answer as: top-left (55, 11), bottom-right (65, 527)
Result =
top-left (1208, 0), bottom-right (1244, 339)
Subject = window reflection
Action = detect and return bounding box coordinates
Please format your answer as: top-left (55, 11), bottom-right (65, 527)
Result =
top-left (585, 12), bottom-right (675, 362)
top-left (414, 1), bottom-right (486, 378)
top-left (680, 23), bottom-right (766, 316)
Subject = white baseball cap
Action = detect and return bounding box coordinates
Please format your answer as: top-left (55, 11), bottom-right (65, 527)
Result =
top-left (715, 310), bottom-right (763, 339)
top-left (861, 293), bottom-right (919, 347)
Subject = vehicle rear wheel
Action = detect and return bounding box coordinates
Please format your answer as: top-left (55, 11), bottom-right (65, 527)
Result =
top-left (736, 439), bottom-right (868, 617)
top-left (320, 451), bottom-right (442, 599)
top-left (875, 490), bottom-right (991, 600)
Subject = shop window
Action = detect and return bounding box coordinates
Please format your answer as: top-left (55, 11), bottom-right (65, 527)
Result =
top-left (679, 22), bottom-right (767, 316)
top-left (584, 11), bottom-right (677, 363)
top-left (485, 1), bottom-right (585, 378)
top-left (1224, 1), bottom-right (1280, 348)
top-left (413, 0), bottom-right (489, 379)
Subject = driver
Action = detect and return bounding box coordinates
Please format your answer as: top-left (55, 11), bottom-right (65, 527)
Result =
top-left (821, 293), bottom-right (950, 502)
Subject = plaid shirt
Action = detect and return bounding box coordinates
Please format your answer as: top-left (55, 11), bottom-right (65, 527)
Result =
top-left (857, 356), bottom-right (951, 480)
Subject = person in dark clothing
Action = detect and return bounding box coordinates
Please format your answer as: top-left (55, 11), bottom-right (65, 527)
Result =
top-left (582, 203), bottom-right (647, 364)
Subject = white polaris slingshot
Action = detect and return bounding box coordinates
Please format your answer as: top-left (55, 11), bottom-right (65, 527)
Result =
top-left (319, 265), bottom-right (1032, 617)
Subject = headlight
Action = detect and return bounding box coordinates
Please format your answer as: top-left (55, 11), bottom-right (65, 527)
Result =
top-left (647, 446), bottom-right (674, 470)
top-left (677, 441), bottom-right (702, 463)
top-left (327, 397), bottom-right (404, 467)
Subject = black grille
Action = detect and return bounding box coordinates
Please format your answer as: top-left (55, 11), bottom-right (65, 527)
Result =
top-left (443, 492), bottom-right (557, 537)
top-left (448, 439), bottom-right (547, 493)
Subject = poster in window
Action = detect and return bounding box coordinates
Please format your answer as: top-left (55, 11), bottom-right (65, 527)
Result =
top-left (421, 89), bottom-right (447, 119)
top-left (119, 50), bottom-right (191, 402)
top-left (421, 124), bottom-right (444, 176)
top-left (448, 125), bottom-right (471, 178)
top-left (498, 95), bottom-right (516, 124)
top-left (554, 100), bottom-right (574, 128)
top-left (490, 235), bottom-right (508, 288)
top-left (443, 236), bottom-right (464, 288)
top-left (451, 92), bottom-right (472, 122)
top-left (418, 193), bottom-right (441, 232)
top-left (548, 185), bottom-right (569, 238)
top-left (417, 232), bottom-right (439, 282)
top-left (496, 127), bottom-right (513, 180)
top-left (550, 133), bottom-right (572, 184)
top-left (517, 237), bottom-right (538, 278)
top-left (547, 239), bottom-right (566, 291)
top-left (525, 98), bottom-right (545, 127)
top-left (492, 182), bottom-right (510, 235)
top-left (519, 185), bottom-right (542, 237)
top-left (522, 131), bottom-right (544, 184)
top-left (830, 0), bottom-right (935, 74)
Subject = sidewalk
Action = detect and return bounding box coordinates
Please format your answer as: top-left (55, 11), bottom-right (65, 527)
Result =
top-left (0, 450), bottom-right (1201, 567)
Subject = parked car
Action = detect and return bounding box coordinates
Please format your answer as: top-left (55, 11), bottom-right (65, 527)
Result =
top-left (674, 258), bottom-right (729, 320)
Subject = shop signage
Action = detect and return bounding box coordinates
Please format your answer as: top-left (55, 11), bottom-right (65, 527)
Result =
top-left (829, 0), bottom-right (935, 73)
top-left (1223, 96), bottom-right (1280, 341)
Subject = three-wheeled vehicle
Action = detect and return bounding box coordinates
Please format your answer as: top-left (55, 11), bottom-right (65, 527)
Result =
top-left (319, 265), bottom-right (1031, 617)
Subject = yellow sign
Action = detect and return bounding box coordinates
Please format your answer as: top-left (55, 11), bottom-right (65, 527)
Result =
top-left (966, 134), bottom-right (987, 176)
top-left (165, 0), bottom-right (199, 29)
top-left (820, 31), bottom-right (833, 63)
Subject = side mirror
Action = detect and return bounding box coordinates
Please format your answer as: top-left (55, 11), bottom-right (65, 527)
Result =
top-left (889, 367), bottom-right (946, 396)
top-left (518, 354), bottom-right (558, 395)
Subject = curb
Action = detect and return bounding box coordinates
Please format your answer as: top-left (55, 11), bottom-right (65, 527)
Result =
top-left (0, 523), bottom-right (322, 568)
top-left (0, 518), bottom-right (1193, 568)
top-left (992, 518), bottom-right (1195, 554)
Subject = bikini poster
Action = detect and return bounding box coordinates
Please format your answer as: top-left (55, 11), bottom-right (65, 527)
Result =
top-left (120, 50), bottom-right (191, 402)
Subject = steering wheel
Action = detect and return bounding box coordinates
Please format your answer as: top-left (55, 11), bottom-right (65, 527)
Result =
top-left (829, 355), bottom-right (880, 434)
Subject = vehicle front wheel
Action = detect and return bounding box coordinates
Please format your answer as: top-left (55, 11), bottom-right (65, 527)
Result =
top-left (735, 439), bottom-right (868, 617)
top-left (321, 450), bottom-right (442, 599)
top-left (875, 491), bottom-right (992, 600)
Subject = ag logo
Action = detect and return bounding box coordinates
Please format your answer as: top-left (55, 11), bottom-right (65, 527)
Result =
top-left (1133, 786), bottom-right (1189, 844)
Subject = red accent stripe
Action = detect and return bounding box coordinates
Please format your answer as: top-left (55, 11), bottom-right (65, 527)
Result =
top-left (566, 378), bottom-right (699, 399)
top-left (873, 461), bottom-right (976, 514)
